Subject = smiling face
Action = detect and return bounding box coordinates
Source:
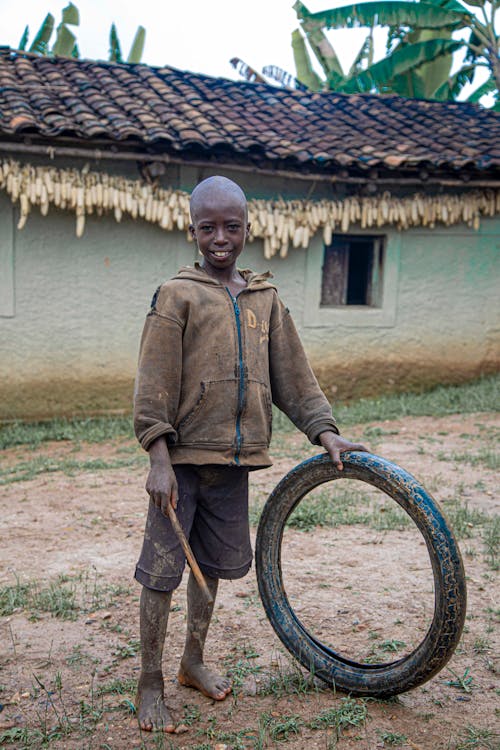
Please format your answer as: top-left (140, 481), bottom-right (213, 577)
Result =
top-left (189, 177), bottom-right (250, 278)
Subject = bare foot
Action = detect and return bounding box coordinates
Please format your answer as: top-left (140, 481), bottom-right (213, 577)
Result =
top-left (178, 659), bottom-right (232, 700)
top-left (136, 670), bottom-right (175, 732)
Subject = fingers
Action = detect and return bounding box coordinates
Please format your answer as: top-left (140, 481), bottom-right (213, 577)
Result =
top-left (330, 449), bottom-right (343, 471)
top-left (353, 443), bottom-right (369, 452)
top-left (160, 482), bottom-right (178, 516)
top-left (170, 484), bottom-right (178, 511)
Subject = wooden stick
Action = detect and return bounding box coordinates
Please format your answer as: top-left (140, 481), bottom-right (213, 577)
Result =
top-left (165, 504), bottom-right (213, 604)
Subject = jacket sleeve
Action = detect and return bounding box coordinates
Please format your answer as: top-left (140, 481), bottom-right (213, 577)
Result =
top-left (133, 307), bottom-right (183, 451)
top-left (269, 295), bottom-right (338, 444)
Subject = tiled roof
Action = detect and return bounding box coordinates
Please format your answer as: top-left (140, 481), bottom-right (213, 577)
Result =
top-left (1, 49), bottom-right (499, 175)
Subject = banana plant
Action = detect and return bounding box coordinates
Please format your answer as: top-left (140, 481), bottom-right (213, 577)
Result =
top-left (17, 4), bottom-right (146, 63)
top-left (294, 0), bottom-right (499, 107)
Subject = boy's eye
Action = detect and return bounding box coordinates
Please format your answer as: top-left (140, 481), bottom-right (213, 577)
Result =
top-left (227, 224), bottom-right (241, 231)
top-left (200, 225), bottom-right (213, 232)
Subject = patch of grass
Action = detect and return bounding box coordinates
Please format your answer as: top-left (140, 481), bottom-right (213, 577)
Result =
top-left (334, 375), bottom-right (499, 426)
top-left (0, 570), bottom-right (128, 619)
top-left (0, 576), bottom-right (31, 615)
top-left (286, 487), bottom-right (367, 530)
top-left (0, 453), bottom-right (147, 485)
top-left (0, 415), bottom-right (133, 450)
top-left (283, 485), bottom-right (411, 532)
top-left (378, 730), bottom-right (408, 746)
top-left (258, 657), bottom-right (322, 697)
top-left (112, 639), bottom-right (140, 660)
top-left (438, 451), bottom-right (499, 471)
top-left (308, 697), bottom-right (368, 741)
top-left (379, 639), bottom-right (407, 653)
top-left (264, 713), bottom-right (303, 741)
top-left (442, 499), bottom-right (496, 540)
top-left (269, 376), bottom-right (500, 436)
top-left (0, 726), bottom-right (48, 747)
top-left (97, 677), bottom-right (137, 696)
top-left (482, 516), bottom-right (499, 570)
top-left (454, 724), bottom-right (498, 749)
top-left (444, 667), bottom-right (474, 692)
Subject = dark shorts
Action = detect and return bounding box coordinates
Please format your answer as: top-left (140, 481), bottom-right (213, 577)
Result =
top-left (135, 465), bottom-right (252, 592)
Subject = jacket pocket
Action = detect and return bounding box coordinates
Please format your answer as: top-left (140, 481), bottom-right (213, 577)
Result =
top-left (177, 379), bottom-right (238, 447)
top-left (241, 379), bottom-right (272, 447)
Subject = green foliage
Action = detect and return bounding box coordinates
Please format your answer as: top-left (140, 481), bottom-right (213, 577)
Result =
top-left (0, 414), bottom-right (133, 450)
top-left (127, 25), bottom-right (146, 63)
top-left (18, 4), bottom-right (146, 63)
top-left (308, 697), bottom-right (368, 737)
top-left (335, 374), bottom-right (499, 426)
top-left (0, 570), bottom-right (128, 619)
top-left (444, 666), bottom-right (474, 692)
top-left (454, 724), bottom-right (498, 749)
top-left (109, 22), bottom-right (122, 62)
top-left (292, 0), bottom-right (499, 106)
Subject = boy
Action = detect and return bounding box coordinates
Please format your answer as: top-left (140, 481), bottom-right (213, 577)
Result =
top-left (133, 175), bottom-right (366, 732)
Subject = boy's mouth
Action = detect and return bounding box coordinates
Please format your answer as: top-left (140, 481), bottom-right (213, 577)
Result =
top-left (212, 250), bottom-right (231, 258)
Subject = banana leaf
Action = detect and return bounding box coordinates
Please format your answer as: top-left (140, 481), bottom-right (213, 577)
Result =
top-left (109, 23), bottom-right (122, 63)
top-left (408, 27), bottom-right (455, 97)
top-left (347, 29), bottom-right (375, 78)
top-left (18, 25), bottom-right (29, 50)
top-left (127, 25), bottom-right (146, 63)
top-left (341, 36), bottom-right (463, 93)
top-left (464, 29), bottom-right (483, 61)
top-left (230, 58), bottom-right (267, 83)
top-left (293, 1), bottom-right (344, 77)
top-left (390, 69), bottom-right (428, 97)
top-left (52, 25), bottom-right (77, 56)
top-left (298, 2), bottom-right (469, 31)
top-left (292, 29), bottom-right (324, 90)
top-left (61, 2), bottom-right (79, 26)
top-left (29, 13), bottom-right (54, 54)
top-left (466, 75), bottom-right (497, 102)
top-left (262, 65), bottom-right (308, 90)
top-left (432, 64), bottom-right (476, 99)
top-left (422, 0), bottom-right (469, 12)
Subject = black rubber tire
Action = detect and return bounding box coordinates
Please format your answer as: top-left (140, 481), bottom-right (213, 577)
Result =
top-left (255, 452), bottom-right (467, 697)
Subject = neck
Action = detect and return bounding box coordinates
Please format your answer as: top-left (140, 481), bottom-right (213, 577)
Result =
top-left (200, 261), bottom-right (240, 285)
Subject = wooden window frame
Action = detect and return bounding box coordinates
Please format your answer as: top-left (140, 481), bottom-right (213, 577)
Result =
top-left (303, 231), bottom-right (400, 328)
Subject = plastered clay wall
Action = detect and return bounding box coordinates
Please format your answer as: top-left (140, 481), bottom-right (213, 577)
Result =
top-left (0, 165), bottom-right (499, 419)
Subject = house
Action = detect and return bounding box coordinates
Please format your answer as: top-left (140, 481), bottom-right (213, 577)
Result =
top-left (0, 48), bottom-right (499, 420)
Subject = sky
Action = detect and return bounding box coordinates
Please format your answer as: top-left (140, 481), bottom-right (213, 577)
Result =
top-left (0, 0), bottom-right (388, 81)
top-left (0, 0), bottom-right (490, 99)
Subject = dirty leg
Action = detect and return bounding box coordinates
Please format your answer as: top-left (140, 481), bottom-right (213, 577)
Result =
top-left (136, 586), bottom-right (175, 732)
top-left (178, 571), bottom-right (232, 700)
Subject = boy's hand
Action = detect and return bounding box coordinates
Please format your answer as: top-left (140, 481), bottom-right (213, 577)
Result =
top-left (146, 437), bottom-right (178, 513)
top-left (319, 431), bottom-right (368, 471)
top-left (146, 463), bottom-right (178, 514)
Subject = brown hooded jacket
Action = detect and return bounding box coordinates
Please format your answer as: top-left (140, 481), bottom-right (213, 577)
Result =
top-left (134, 264), bottom-right (338, 467)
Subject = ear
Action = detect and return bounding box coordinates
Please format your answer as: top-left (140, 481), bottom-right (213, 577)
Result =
top-left (189, 224), bottom-right (196, 240)
top-left (245, 222), bottom-right (251, 238)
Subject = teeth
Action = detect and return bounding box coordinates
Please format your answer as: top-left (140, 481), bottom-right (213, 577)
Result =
top-left (214, 251), bottom-right (229, 257)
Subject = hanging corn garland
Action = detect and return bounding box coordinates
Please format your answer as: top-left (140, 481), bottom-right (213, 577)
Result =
top-left (1, 159), bottom-right (499, 257)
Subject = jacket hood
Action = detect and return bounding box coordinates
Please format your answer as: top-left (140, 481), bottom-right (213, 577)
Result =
top-left (174, 263), bottom-right (276, 290)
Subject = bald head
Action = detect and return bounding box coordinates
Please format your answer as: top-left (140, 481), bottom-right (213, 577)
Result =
top-left (190, 176), bottom-right (247, 223)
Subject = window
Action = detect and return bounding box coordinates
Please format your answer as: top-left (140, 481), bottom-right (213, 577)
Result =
top-left (321, 235), bottom-right (384, 307)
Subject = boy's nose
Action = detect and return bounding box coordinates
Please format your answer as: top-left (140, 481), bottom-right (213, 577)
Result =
top-left (214, 227), bottom-right (227, 244)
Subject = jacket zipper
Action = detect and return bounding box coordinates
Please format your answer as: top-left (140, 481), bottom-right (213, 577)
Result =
top-left (227, 289), bottom-right (245, 464)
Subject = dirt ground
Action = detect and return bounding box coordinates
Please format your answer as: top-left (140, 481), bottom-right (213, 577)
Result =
top-left (0, 413), bottom-right (498, 750)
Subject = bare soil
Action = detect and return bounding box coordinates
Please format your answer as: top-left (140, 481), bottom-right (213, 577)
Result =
top-left (0, 413), bottom-right (498, 750)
